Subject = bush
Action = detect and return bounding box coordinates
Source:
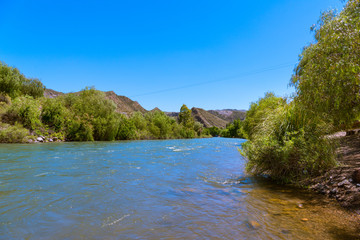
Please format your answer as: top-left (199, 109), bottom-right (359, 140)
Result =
top-left (221, 120), bottom-right (244, 138)
top-left (241, 95), bottom-right (337, 183)
top-left (41, 98), bottom-right (68, 131)
top-left (116, 115), bottom-right (137, 140)
top-left (0, 62), bottom-right (45, 99)
top-left (66, 118), bottom-right (94, 141)
top-left (6, 96), bottom-right (42, 130)
top-left (0, 122), bottom-right (29, 143)
top-left (204, 126), bottom-right (221, 137)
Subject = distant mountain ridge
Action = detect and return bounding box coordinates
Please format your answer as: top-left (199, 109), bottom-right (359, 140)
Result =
top-left (44, 89), bottom-right (245, 128)
top-left (191, 107), bottom-right (228, 128)
top-left (208, 109), bottom-right (246, 122)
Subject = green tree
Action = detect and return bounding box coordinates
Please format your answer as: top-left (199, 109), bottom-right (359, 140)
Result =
top-left (41, 98), bottom-right (68, 131)
top-left (6, 96), bottom-right (42, 130)
top-left (242, 92), bottom-right (286, 140)
top-left (291, 0), bottom-right (360, 128)
top-left (241, 96), bottom-right (336, 183)
top-left (0, 62), bottom-right (45, 99)
top-left (178, 104), bottom-right (194, 129)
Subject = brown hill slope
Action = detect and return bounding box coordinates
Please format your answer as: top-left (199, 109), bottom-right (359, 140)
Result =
top-left (208, 109), bottom-right (246, 122)
top-left (44, 89), bottom-right (64, 98)
top-left (104, 91), bottom-right (147, 114)
top-left (191, 107), bottom-right (228, 128)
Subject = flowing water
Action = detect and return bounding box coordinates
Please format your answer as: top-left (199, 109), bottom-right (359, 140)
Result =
top-left (0, 138), bottom-right (359, 239)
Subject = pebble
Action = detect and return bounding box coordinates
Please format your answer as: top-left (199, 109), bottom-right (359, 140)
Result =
top-left (301, 218), bottom-right (309, 222)
top-left (297, 204), bottom-right (304, 209)
top-left (248, 220), bottom-right (261, 229)
top-left (338, 179), bottom-right (351, 187)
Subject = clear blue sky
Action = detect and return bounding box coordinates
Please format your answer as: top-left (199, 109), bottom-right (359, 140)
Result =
top-left (0, 0), bottom-right (344, 111)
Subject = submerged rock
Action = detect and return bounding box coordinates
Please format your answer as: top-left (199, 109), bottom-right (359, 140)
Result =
top-left (248, 220), bottom-right (261, 230)
top-left (281, 229), bottom-right (291, 234)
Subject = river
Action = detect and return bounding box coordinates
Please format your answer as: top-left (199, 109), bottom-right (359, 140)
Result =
top-left (0, 138), bottom-right (359, 239)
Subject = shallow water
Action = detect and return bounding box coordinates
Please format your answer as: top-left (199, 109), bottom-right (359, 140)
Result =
top-left (0, 138), bottom-right (359, 239)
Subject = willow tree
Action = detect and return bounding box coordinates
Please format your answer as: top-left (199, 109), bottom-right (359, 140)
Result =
top-left (291, 0), bottom-right (360, 128)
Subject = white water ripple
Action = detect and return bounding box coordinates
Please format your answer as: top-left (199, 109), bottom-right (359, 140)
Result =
top-left (102, 214), bottom-right (130, 227)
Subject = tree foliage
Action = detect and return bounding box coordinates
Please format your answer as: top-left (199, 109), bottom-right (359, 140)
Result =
top-left (178, 104), bottom-right (194, 128)
top-left (0, 62), bottom-right (45, 99)
top-left (241, 93), bottom-right (337, 183)
top-left (291, 0), bottom-right (360, 128)
top-left (0, 70), bottom-right (204, 142)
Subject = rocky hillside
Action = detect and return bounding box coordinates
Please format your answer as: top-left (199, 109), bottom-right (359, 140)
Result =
top-left (208, 109), bottom-right (246, 122)
top-left (191, 107), bottom-right (228, 128)
top-left (165, 108), bottom-right (246, 128)
top-left (104, 91), bottom-right (147, 114)
top-left (44, 89), bottom-right (64, 98)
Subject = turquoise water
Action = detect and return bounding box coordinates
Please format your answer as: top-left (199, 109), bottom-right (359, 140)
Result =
top-left (0, 138), bottom-right (359, 239)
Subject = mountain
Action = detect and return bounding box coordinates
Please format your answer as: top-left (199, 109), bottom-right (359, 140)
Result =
top-left (191, 107), bottom-right (228, 128)
top-left (104, 91), bottom-right (147, 114)
top-left (208, 109), bottom-right (246, 122)
top-left (44, 89), bottom-right (64, 98)
top-left (150, 107), bottom-right (162, 112)
top-left (164, 112), bottom-right (179, 118)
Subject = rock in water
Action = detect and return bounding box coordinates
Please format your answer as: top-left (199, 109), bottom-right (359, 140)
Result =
top-left (36, 137), bottom-right (43, 142)
top-left (248, 220), bottom-right (261, 229)
top-left (352, 169), bottom-right (360, 184)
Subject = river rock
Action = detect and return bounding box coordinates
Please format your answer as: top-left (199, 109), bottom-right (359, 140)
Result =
top-left (352, 169), bottom-right (360, 184)
top-left (248, 220), bottom-right (261, 230)
top-left (36, 137), bottom-right (44, 142)
top-left (49, 138), bottom-right (53, 142)
top-left (301, 218), bottom-right (308, 222)
top-left (338, 179), bottom-right (351, 187)
top-left (27, 139), bottom-right (33, 143)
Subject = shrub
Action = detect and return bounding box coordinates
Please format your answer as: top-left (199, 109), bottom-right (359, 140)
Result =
top-left (241, 98), bottom-right (337, 183)
top-left (66, 118), bottom-right (94, 141)
top-left (6, 96), bottom-right (42, 130)
top-left (41, 98), bottom-right (68, 131)
top-left (0, 62), bottom-right (45, 99)
top-left (0, 122), bottom-right (29, 143)
top-left (116, 115), bottom-right (137, 140)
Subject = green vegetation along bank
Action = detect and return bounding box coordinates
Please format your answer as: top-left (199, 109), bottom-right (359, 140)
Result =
top-left (239, 0), bottom-right (360, 186)
top-left (0, 63), bottom-right (211, 143)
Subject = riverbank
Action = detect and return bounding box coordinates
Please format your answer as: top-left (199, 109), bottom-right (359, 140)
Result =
top-left (304, 133), bottom-right (360, 210)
